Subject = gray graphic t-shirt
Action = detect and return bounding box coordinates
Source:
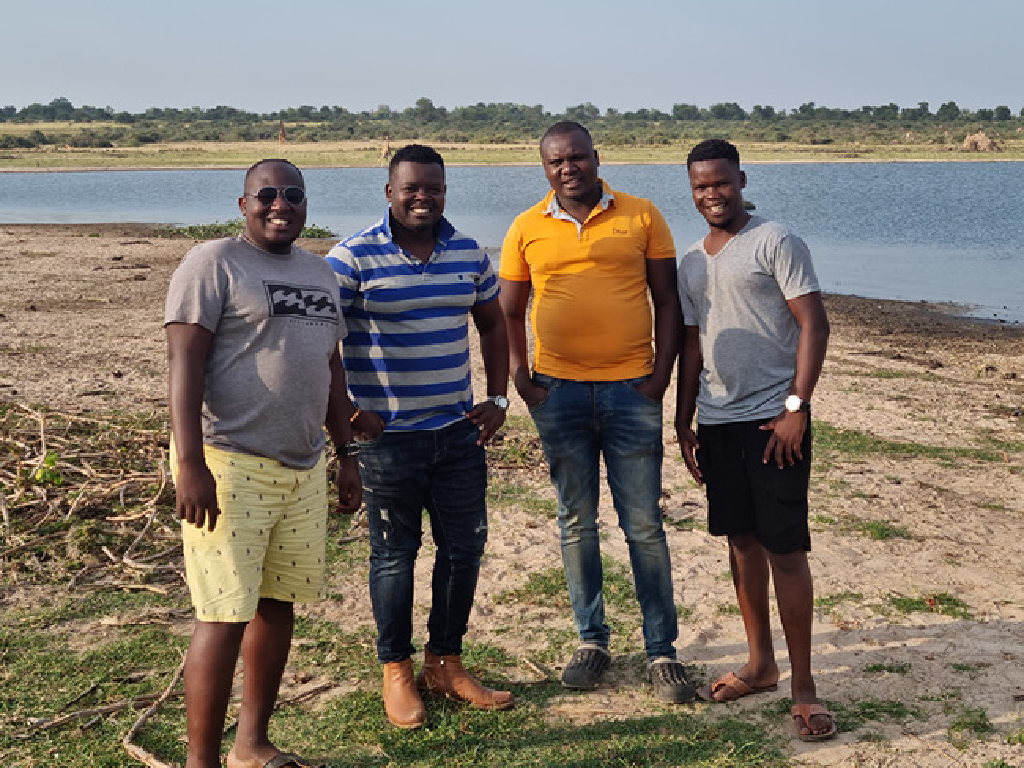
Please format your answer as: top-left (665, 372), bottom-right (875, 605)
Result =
top-left (165, 237), bottom-right (347, 468)
top-left (677, 217), bottom-right (819, 425)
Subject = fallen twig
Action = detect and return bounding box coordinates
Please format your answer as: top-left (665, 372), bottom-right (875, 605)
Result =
top-left (122, 655), bottom-right (186, 768)
top-left (121, 461), bottom-right (168, 560)
top-left (64, 482), bottom-right (92, 520)
top-left (29, 690), bottom-right (181, 731)
top-left (0, 531), bottom-right (65, 559)
top-left (519, 657), bottom-right (552, 683)
top-left (60, 682), bottom-right (100, 711)
top-left (223, 681), bottom-right (335, 734)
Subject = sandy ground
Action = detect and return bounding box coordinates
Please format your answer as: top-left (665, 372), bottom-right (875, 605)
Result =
top-left (2, 223), bottom-right (1024, 766)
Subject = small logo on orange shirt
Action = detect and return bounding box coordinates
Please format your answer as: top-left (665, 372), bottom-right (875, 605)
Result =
top-left (612, 228), bottom-right (629, 235)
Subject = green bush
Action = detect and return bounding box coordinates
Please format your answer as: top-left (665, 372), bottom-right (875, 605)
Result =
top-left (164, 219), bottom-right (334, 240)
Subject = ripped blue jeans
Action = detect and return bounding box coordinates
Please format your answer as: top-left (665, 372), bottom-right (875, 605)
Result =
top-left (359, 418), bottom-right (488, 662)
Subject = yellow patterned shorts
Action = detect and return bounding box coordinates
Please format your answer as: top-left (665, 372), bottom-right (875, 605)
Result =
top-left (171, 443), bottom-right (328, 622)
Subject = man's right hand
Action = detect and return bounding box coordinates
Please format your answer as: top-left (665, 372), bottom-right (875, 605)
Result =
top-left (675, 424), bottom-right (703, 485)
top-left (351, 410), bottom-right (385, 440)
top-left (174, 458), bottom-right (220, 531)
top-left (512, 368), bottom-right (548, 408)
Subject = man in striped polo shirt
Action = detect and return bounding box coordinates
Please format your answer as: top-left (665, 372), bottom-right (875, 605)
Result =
top-left (326, 144), bottom-right (512, 729)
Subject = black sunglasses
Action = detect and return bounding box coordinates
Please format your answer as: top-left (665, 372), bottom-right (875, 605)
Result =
top-left (248, 185), bottom-right (306, 206)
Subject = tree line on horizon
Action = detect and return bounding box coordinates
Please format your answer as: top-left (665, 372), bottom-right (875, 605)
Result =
top-left (2, 96), bottom-right (1022, 150)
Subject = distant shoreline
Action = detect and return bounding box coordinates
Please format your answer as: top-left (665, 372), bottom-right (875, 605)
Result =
top-left (4, 156), bottom-right (1024, 174)
top-left (2, 222), bottom-right (1020, 329)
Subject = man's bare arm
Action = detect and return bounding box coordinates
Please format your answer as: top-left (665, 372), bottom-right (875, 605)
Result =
top-left (166, 322), bottom-right (219, 531)
top-left (637, 257), bottom-right (682, 400)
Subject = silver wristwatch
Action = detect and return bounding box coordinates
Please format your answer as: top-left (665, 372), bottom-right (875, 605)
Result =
top-left (486, 395), bottom-right (509, 410)
top-left (784, 395), bottom-right (810, 413)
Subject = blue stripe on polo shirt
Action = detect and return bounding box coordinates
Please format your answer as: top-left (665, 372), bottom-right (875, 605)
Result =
top-left (362, 280), bottom-right (477, 303)
top-left (349, 375), bottom-right (472, 400)
top-left (327, 213), bottom-right (498, 431)
top-left (344, 326), bottom-right (468, 348)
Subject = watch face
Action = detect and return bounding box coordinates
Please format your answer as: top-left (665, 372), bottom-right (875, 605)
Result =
top-left (493, 396), bottom-right (509, 409)
top-left (785, 395), bottom-right (802, 413)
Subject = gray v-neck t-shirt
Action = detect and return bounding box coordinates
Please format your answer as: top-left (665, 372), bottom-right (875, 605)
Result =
top-left (677, 216), bottom-right (820, 425)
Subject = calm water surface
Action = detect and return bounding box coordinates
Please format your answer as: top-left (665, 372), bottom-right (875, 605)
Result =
top-left (2, 162), bottom-right (1021, 322)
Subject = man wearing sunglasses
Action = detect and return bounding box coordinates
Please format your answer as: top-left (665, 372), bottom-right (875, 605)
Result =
top-left (327, 144), bottom-right (511, 729)
top-left (165, 158), bottom-right (362, 768)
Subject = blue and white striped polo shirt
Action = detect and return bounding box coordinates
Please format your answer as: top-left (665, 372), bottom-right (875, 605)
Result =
top-left (326, 214), bottom-right (499, 431)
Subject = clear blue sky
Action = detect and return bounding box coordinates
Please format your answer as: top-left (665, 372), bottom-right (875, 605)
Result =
top-left (5, 0), bottom-right (1021, 115)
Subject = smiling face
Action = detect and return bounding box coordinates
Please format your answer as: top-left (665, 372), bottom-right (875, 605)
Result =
top-left (386, 160), bottom-right (446, 236)
top-left (687, 158), bottom-right (748, 234)
top-left (540, 129), bottom-right (602, 208)
top-left (238, 160), bottom-right (306, 254)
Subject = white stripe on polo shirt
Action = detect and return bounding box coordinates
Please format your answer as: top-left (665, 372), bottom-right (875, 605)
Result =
top-left (326, 213), bottom-right (498, 431)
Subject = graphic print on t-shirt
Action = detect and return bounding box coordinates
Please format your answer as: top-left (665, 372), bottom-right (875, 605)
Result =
top-left (265, 283), bottom-right (339, 323)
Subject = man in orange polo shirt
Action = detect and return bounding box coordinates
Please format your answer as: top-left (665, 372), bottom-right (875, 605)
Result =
top-left (499, 121), bottom-right (694, 703)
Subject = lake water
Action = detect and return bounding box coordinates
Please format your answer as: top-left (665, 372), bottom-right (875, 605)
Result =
top-left (2, 162), bottom-right (1022, 322)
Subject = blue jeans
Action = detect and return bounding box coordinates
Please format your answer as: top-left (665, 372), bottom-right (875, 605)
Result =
top-left (359, 418), bottom-right (488, 663)
top-left (530, 373), bottom-right (678, 660)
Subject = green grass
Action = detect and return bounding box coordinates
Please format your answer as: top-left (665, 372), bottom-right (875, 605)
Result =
top-left (486, 481), bottom-right (557, 516)
top-left (762, 696), bottom-right (920, 733)
top-left (948, 662), bottom-right (991, 674)
top-left (486, 431), bottom-right (546, 468)
top-left (947, 705), bottom-right (994, 747)
top-left (827, 699), bottom-right (921, 732)
top-left (887, 592), bottom-right (972, 620)
top-left (665, 516), bottom-right (703, 532)
top-left (864, 662), bottom-right (911, 674)
top-left (265, 695), bottom-right (788, 767)
top-left (493, 567), bottom-right (568, 606)
top-left (857, 520), bottom-right (913, 540)
top-left (812, 420), bottom-right (1020, 464)
top-left (5, 132), bottom-right (1024, 171)
top-left (10, 403), bottom-right (1013, 766)
top-left (0, 620), bottom-right (191, 766)
top-left (814, 591), bottom-right (863, 612)
top-left (918, 687), bottom-right (963, 705)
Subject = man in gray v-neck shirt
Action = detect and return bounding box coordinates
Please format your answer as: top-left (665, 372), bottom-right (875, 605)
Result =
top-left (675, 139), bottom-right (836, 742)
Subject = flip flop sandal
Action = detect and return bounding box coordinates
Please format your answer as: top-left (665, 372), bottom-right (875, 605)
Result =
top-left (262, 753), bottom-right (325, 768)
top-left (698, 671), bottom-right (779, 702)
top-left (791, 702), bottom-right (838, 742)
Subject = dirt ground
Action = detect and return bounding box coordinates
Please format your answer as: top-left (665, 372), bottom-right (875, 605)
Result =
top-left (2, 223), bottom-right (1024, 766)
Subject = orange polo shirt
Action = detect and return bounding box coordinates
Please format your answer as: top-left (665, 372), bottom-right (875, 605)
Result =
top-left (499, 182), bottom-right (675, 381)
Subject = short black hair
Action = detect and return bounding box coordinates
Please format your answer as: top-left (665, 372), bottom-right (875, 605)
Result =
top-left (244, 158), bottom-right (302, 186)
top-left (540, 120), bottom-right (592, 147)
top-left (686, 139), bottom-right (740, 169)
top-left (389, 144), bottom-right (445, 178)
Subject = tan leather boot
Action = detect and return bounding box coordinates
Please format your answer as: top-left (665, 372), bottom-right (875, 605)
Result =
top-left (417, 650), bottom-right (514, 710)
top-left (382, 659), bottom-right (426, 728)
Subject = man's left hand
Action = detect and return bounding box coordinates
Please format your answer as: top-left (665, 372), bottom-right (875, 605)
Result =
top-left (760, 410), bottom-right (808, 468)
top-left (633, 377), bottom-right (667, 403)
top-left (467, 401), bottom-right (507, 446)
top-left (335, 457), bottom-right (362, 513)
